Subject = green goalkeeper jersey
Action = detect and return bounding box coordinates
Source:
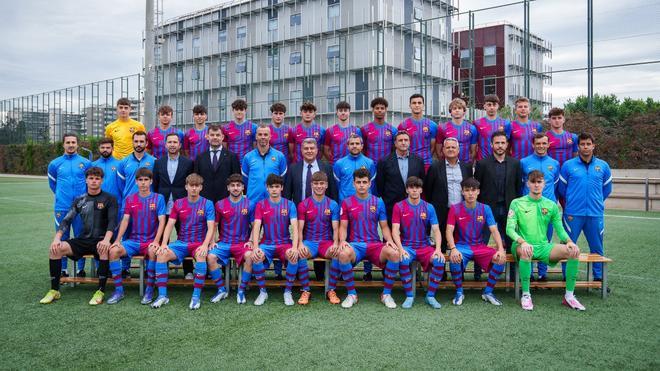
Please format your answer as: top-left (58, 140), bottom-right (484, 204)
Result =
top-left (506, 195), bottom-right (569, 245)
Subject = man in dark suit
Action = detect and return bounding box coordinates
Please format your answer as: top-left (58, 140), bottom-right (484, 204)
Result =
top-left (194, 124), bottom-right (241, 204)
top-left (423, 137), bottom-right (473, 252)
top-left (376, 131), bottom-right (425, 224)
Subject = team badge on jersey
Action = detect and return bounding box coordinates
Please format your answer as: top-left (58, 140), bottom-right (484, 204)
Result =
top-left (420, 212), bottom-right (427, 220)
top-left (548, 165), bottom-right (554, 171)
top-left (97, 202), bottom-right (105, 209)
top-left (149, 203), bottom-right (156, 210)
top-left (567, 215), bottom-right (573, 221)
top-left (129, 127), bottom-right (136, 133)
top-left (595, 166), bottom-right (602, 172)
top-left (197, 209), bottom-right (205, 216)
top-left (567, 138), bottom-right (573, 144)
top-left (423, 126), bottom-right (429, 133)
top-left (324, 208), bottom-right (331, 215)
top-left (385, 130), bottom-right (392, 137)
top-left (369, 205), bottom-right (376, 213)
top-left (245, 129), bottom-right (252, 136)
top-left (111, 166), bottom-right (116, 172)
top-left (508, 209), bottom-right (515, 217)
top-left (463, 129), bottom-right (471, 136)
top-left (541, 208), bottom-right (548, 215)
top-left (241, 208), bottom-right (248, 215)
top-left (477, 215), bottom-right (484, 222)
top-left (56, 212), bottom-right (61, 218)
top-left (271, 156), bottom-right (277, 161)
top-left (79, 163), bottom-right (85, 169)
top-left (281, 208), bottom-right (288, 216)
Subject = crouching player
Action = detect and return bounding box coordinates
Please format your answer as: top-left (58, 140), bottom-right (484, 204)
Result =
top-left (107, 168), bottom-right (166, 304)
top-left (337, 168), bottom-right (401, 309)
top-left (207, 174), bottom-right (255, 304)
top-left (507, 170), bottom-right (584, 311)
top-left (391, 176), bottom-right (445, 309)
top-left (446, 177), bottom-right (506, 306)
top-left (152, 174), bottom-right (215, 309)
top-left (249, 174), bottom-right (299, 306)
top-left (295, 171), bottom-right (341, 305)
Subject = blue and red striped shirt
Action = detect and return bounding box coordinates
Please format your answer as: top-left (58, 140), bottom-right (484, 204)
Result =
top-left (298, 196), bottom-right (340, 242)
top-left (123, 192), bottom-right (166, 243)
top-left (147, 126), bottom-right (184, 159)
top-left (324, 124), bottom-right (360, 165)
top-left (473, 117), bottom-right (512, 161)
top-left (215, 196), bottom-right (254, 244)
top-left (391, 199), bottom-right (438, 249)
top-left (169, 197), bottom-right (215, 244)
top-left (254, 198), bottom-right (297, 245)
top-left (398, 117), bottom-right (438, 167)
top-left (268, 123), bottom-right (293, 162)
top-left (510, 120), bottom-right (543, 159)
top-left (292, 122), bottom-right (326, 163)
top-left (446, 201), bottom-right (496, 246)
top-left (360, 122), bottom-right (397, 163)
top-left (437, 120), bottom-right (478, 163)
top-left (222, 120), bottom-right (257, 159)
top-left (183, 127), bottom-right (209, 161)
top-left (340, 195), bottom-right (387, 243)
top-left (547, 130), bottom-right (578, 167)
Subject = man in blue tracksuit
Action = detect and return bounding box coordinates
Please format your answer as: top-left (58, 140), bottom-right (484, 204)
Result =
top-left (520, 132), bottom-right (560, 281)
top-left (242, 125), bottom-right (288, 204)
top-left (333, 133), bottom-right (377, 201)
top-left (47, 133), bottom-right (91, 276)
top-left (558, 132), bottom-right (612, 280)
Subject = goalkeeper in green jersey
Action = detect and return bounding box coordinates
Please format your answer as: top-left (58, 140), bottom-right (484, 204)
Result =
top-left (506, 170), bottom-right (585, 311)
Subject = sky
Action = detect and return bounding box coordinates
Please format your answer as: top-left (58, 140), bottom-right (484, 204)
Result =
top-left (0, 0), bottom-right (658, 105)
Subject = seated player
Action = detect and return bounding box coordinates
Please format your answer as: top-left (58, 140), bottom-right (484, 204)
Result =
top-left (507, 170), bottom-right (585, 311)
top-left (207, 174), bottom-right (255, 304)
top-left (446, 177), bottom-right (507, 306)
top-left (295, 171), bottom-right (341, 305)
top-left (336, 168), bottom-right (401, 309)
top-left (107, 168), bottom-right (166, 304)
top-left (249, 174), bottom-right (299, 306)
top-left (40, 167), bottom-right (118, 305)
top-left (391, 176), bottom-right (446, 309)
top-left (151, 173), bottom-right (215, 310)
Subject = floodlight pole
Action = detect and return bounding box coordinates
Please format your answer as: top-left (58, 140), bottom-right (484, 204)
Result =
top-left (587, 0), bottom-right (594, 114)
top-left (144, 0), bottom-right (155, 129)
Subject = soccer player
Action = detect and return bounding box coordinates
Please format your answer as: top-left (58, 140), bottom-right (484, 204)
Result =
top-left (333, 134), bottom-right (377, 201)
top-left (546, 107), bottom-right (578, 167)
top-left (152, 173), bottom-right (215, 309)
top-left (147, 105), bottom-right (183, 159)
top-left (268, 102), bottom-right (294, 163)
top-left (222, 99), bottom-right (257, 160)
top-left (391, 176), bottom-right (446, 309)
top-left (241, 125), bottom-right (288, 203)
top-left (507, 170), bottom-right (585, 311)
top-left (183, 105), bottom-right (210, 161)
top-left (361, 97), bottom-right (397, 163)
top-left (558, 133), bottom-right (612, 281)
top-left (296, 171), bottom-right (341, 305)
top-left (336, 168), bottom-right (401, 309)
top-left (324, 101), bottom-right (360, 165)
top-left (249, 174), bottom-right (299, 306)
top-left (473, 94), bottom-right (511, 161)
top-left (107, 168), bottom-right (166, 304)
top-left (118, 131), bottom-right (156, 203)
top-left (40, 167), bottom-right (118, 305)
top-left (509, 97), bottom-right (543, 160)
top-left (105, 98), bottom-right (146, 160)
top-left (436, 98), bottom-right (477, 163)
top-left (292, 102), bottom-right (325, 163)
top-left (446, 177), bottom-right (507, 306)
top-left (398, 94), bottom-right (438, 171)
top-left (48, 133), bottom-right (90, 276)
top-left (207, 174), bottom-right (255, 304)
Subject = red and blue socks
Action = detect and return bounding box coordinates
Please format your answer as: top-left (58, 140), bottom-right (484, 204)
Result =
top-left (382, 261), bottom-right (399, 296)
top-left (146, 260), bottom-right (155, 294)
top-left (339, 262), bottom-right (356, 296)
top-left (328, 259), bottom-right (340, 291)
top-left (399, 260), bottom-right (414, 298)
top-left (483, 263), bottom-right (505, 295)
top-left (297, 259), bottom-right (311, 292)
top-left (155, 262), bottom-right (169, 297)
top-left (239, 268), bottom-right (252, 294)
top-left (449, 262), bottom-right (464, 296)
top-left (427, 258), bottom-right (445, 297)
top-left (109, 260), bottom-right (123, 293)
top-left (252, 262), bottom-right (266, 292)
top-left (209, 266), bottom-right (225, 292)
top-left (192, 261), bottom-right (207, 298)
top-left (284, 260), bottom-right (298, 292)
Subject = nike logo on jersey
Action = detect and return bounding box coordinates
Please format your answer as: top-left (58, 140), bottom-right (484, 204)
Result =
top-left (458, 217), bottom-right (467, 221)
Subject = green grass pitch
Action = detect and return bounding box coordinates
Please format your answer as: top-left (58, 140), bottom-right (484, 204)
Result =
top-left (0, 176), bottom-right (658, 369)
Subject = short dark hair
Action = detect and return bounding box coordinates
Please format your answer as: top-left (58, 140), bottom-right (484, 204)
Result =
top-left (270, 102), bottom-right (287, 113)
top-left (548, 107), bottom-right (565, 117)
top-left (533, 132), bottom-right (548, 143)
top-left (158, 105), bottom-right (173, 115)
top-left (515, 96), bottom-right (530, 107)
top-left (311, 171), bottom-right (328, 183)
top-left (192, 105), bottom-right (207, 114)
top-left (405, 176), bottom-right (423, 188)
top-left (460, 177), bottom-right (480, 190)
top-left (370, 97), bottom-right (389, 108)
top-left (98, 137), bottom-right (113, 146)
top-left (353, 168), bottom-right (371, 181)
top-left (409, 93), bottom-right (425, 103)
top-left (116, 98), bottom-right (131, 107)
top-left (226, 173), bottom-right (244, 186)
top-left (85, 166), bottom-right (104, 178)
top-left (300, 101), bottom-right (317, 112)
top-left (336, 101), bottom-right (351, 111)
top-left (132, 130), bottom-right (147, 140)
top-left (232, 99), bottom-right (248, 111)
top-left (208, 124), bottom-right (222, 133)
top-left (186, 173), bottom-right (204, 185)
top-left (527, 170), bottom-right (545, 183)
top-left (578, 132), bottom-right (595, 144)
top-left (484, 94), bottom-right (500, 105)
top-left (266, 174), bottom-right (284, 187)
top-left (135, 168), bottom-right (153, 179)
top-left (394, 131), bottom-right (410, 141)
top-left (347, 133), bottom-right (363, 144)
top-left (165, 132), bottom-right (180, 142)
top-left (490, 130), bottom-right (508, 143)
top-left (62, 132), bottom-right (78, 142)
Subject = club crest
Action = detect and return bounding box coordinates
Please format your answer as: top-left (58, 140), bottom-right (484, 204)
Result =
top-left (149, 203), bottom-right (156, 210)
top-left (420, 212), bottom-right (427, 220)
top-left (324, 208), bottom-right (331, 215)
top-left (241, 208), bottom-right (248, 215)
top-left (281, 208), bottom-right (288, 216)
top-left (477, 215), bottom-right (484, 222)
top-left (97, 202), bottom-right (105, 209)
top-left (369, 205), bottom-right (376, 213)
top-left (541, 208), bottom-right (548, 215)
top-left (197, 209), bottom-right (205, 216)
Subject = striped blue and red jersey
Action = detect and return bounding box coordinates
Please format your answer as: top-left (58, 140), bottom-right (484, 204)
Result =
top-left (183, 127), bottom-right (209, 161)
top-left (298, 196), bottom-right (340, 241)
top-left (215, 196), bottom-right (254, 244)
top-left (292, 122), bottom-right (326, 162)
top-left (254, 198), bottom-right (297, 245)
top-left (169, 197), bottom-right (215, 244)
top-left (123, 192), bottom-right (166, 243)
top-left (398, 117), bottom-right (438, 167)
top-left (446, 201), bottom-right (496, 246)
top-left (324, 124), bottom-right (360, 165)
top-left (391, 199), bottom-right (438, 249)
top-left (437, 120), bottom-right (478, 163)
top-left (222, 120), bottom-right (257, 159)
top-left (147, 126), bottom-right (184, 159)
top-left (547, 130), bottom-right (578, 167)
top-left (474, 117), bottom-right (512, 160)
top-left (360, 122), bottom-right (397, 162)
top-left (268, 123), bottom-right (293, 162)
top-left (340, 195), bottom-right (387, 243)
top-left (510, 120), bottom-right (543, 159)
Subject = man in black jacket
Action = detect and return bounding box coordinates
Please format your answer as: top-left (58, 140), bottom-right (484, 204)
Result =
top-left (194, 124), bottom-right (241, 204)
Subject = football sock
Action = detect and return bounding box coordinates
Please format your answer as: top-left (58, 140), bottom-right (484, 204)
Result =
top-left (146, 259), bottom-right (155, 291)
top-left (297, 259), bottom-right (311, 291)
top-left (399, 262), bottom-right (414, 298)
top-left (519, 259), bottom-right (532, 293)
top-left (155, 262), bottom-right (168, 297)
top-left (382, 261), bottom-right (399, 296)
top-left (427, 258), bottom-right (445, 297)
top-left (97, 259), bottom-right (109, 292)
top-left (449, 262), bottom-right (464, 295)
top-left (209, 267), bottom-right (224, 290)
top-left (49, 258), bottom-right (62, 290)
top-left (284, 260), bottom-right (298, 292)
top-left (484, 263), bottom-right (505, 295)
top-left (339, 262), bottom-right (356, 296)
top-left (192, 261), bottom-right (207, 298)
top-left (328, 259), bottom-right (340, 291)
top-left (565, 258), bottom-right (579, 292)
top-left (252, 262), bottom-right (266, 290)
top-left (239, 268), bottom-right (252, 293)
top-left (109, 260), bottom-right (123, 293)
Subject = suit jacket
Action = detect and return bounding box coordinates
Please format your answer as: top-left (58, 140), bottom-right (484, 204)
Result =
top-left (376, 151), bottom-right (426, 220)
top-left (153, 155), bottom-right (194, 203)
top-left (423, 159), bottom-right (473, 227)
top-left (474, 155), bottom-right (522, 210)
top-left (284, 160), bottom-right (338, 204)
top-left (194, 148), bottom-right (241, 204)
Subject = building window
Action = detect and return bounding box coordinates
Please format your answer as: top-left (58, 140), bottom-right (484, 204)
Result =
top-left (328, 1), bottom-right (340, 30)
top-left (289, 51), bottom-right (302, 65)
top-left (192, 36), bottom-right (200, 57)
top-left (154, 45), bottom-right (161, 64)
top-left (268, 18), bottom-right (278, 42)
top-left (236, 85), bottom-right (247, 97)
top-left (192, 65), bottom-right (201, 80)
top-left (218, 28), bottom-right (227, 51)
top-left (176, 39), bottom-right (184, 59)
top-left (327, 45), bottom-right (340, 72)
top-left (460, 49), bottom-right (471, 69)
top-left (268, 92), bottom-right (280, 105)
top-left (414, 46), bottom-right (422, 60)
top-left (176, 67), bottom-right (183, 84)
top-left (236, 61), bottom-right (247, 73)
top-left (484, 77), bottom-right (496, 95)
top-left (268, 48), bottom-right (279, 68)
top-left (327, 85), bottom-right (340, 112)
top-left (267, 8), bottom-right (278, 20)
top-left (290, 89), bottom-right (302, 110)
top-left (290, 13), bottom-right (301, 27)
top-left (460, 80), bottom-right (469, 97)
top-left (219, 61), bottom-right (227, 86)
top-left (414, 7), bottom-right (423, 21)
top-left (484, 45), bottom-right (496, 66)
top-left (237, 26), bottom-right (247, 47)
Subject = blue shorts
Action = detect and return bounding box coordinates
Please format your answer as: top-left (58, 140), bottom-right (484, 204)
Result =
top-left (209, 243), bottom-right (232, 266)
top-left (168, 240), bottom-right (201, 265)
top-left (122, 239), bottom-right (149, 258)
top-left (303, 240), bottom-right (320, 257)
top-left (259, 243), bottom-right (292, 264)
top-left (348, 242), bottom-right (386, 268)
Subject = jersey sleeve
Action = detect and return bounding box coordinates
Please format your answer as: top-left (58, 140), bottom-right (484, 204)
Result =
top-left (571, 133), bottom-right (578, 153)
top-left (106, 195), bottom-right (119, 232)
top-left (390, 125), bottom-right (398, 138)
top-left (288, 200), bottom-right (297, 219)
top-left (503, 120), bottom-right (512, 138)
top-left (558, 162), bottom-right (569, 198)
top-left (550, 204), bottom-right (569, 242)
top-left (205, 200), bottom-right (215, 221)
top-left (330, 200), bottom-right (340, 221)
top-left (602, 162), bottom-right (613, 199)
top-left (183, 130), bottom-right (191, 152)
top-left (156, 195), bottom-right (167, 216)
top-left (297, 200), bottom-right (307, 221)
top-left (340, 200), bottom-right (349, 221)
top-left (484, 205), bottom-right (496, 227)
top-left (323, 127), bottom-right (333, 146)
top-left (248, 201), bottom-right (256, 220)
top-left (391, 202), bottom-right (402, 224)
top-left (278, 153), bottom-right (288, 176)
top-left (429, 120), bottom-right (438, 138)
top-left (505, 201), bottom-right (522, 242)
top-left (58, 199), bottom-right (80, 234)
top-left (104, 123), bottom-right (112, 139)
top-left (446, 205), bottom-right (457, 227)
top-left (333, 161), bottom-right (342, 182)
top-left (470, 125), bottom-right (478, 144)
top-left (428, 204), bottom-right (439, 226)
top-left (253, 201), bottom-right (263, 221)
top-left (47, 160), bottom-right (58, 193)
top-left (369, 159), bottom-right (377, 181)
top-left (169, 201), bottom-right (179, 220)
top-left (377, 198), bottom-right (387, 222)
top-left (241, 154), bottom-right (250, 181)
top-left (319, 127), bottom-right (326, 145)
top-left (116, 157), bottom-right (127, 194)
top-left (251, 123), bottom-right (258, 142)
top-left (435, 124), bottom-right (445, 143)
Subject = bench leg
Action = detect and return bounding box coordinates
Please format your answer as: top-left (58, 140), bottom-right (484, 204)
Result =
top-left (514, 264), bottom-right (520, 300)
top-left (90, 256), bottom-right (97, 277)
top-left (224, 262), bottom-right (231, 293)
top-left (238, 267), bottom-right (243, 291)
top-left (411, 262), bottom-right (417, 299)
top-left (324, 261), bottom-right (329, 293)
top-left (587, 262), bottom-right (592, 293)
top-left (601, 263), bottom-right (608, 299)
top-left (505, 261), bottom-right (510, 292)
top-left (70, 260), bottom-right (76, 288)
top-left (139, 258), bottom-right (144, 296)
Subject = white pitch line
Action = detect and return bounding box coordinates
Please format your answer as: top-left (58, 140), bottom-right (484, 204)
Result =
top-left (0, 182), bottom-right (46, 185)
top-left (604, 214), bottom-right (660, 221)
top-left (0, 197), bottom-right (51, 206)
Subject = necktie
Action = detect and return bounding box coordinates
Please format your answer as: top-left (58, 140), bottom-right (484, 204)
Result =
top-left (211, 150), bottom-right (219, 170)
top-left (305, 163), bottom-right (313, 199)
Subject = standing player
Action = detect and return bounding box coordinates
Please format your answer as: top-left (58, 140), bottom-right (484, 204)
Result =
top-left (241, 125), bottom-right (288, 203)
top-left (473, 94), bottom-right (511, 161)
top-left (507, 170), bottom-right (585, 311)
top-left (509, 97), bottom-right (543, 160)
top-left (445, 177), bottom-right (507, 306)
top-left (361, 97), bottom-right (397, 163)
top-left (105, 98), bottom-right (146, 160)
top-left (391, 176), bottom-right (446, 309)
top-left (336, 168), bottom-right (401, 309)
top-left (106, 168), bottom-right (166, 304)
top-left (296, 171), bottom-right (341, 305)
top-left (48, 133), bottom-right (91, 277)
top-left (207, 174), bottom-right (255, 304)
top-left (292, 102), bottom-right (325, 163)
top-left (183, 105), bottom-right (210, 161)
top-left (268, 102), bottom-right (294, 163)
top-left (333, 134), bottom-right (377, 201)
top-left (152, 173), bottom-right (215, 309)
top-left (249, 174), bottom-right (299, 306)
top-left (398, 94), bottom-right (437, 171)
top-left (436, 98), bottom-right (478, 163)
top-left (118, 131), bottom-right (156, 203)
top-left (222, 99), bottom-right (257, 160)
top-left (147, 105), bottom-right (183, 159)
top-left (546, 107), bottom-right (578, 167)
top-left (324, 101), bottom-right (360, 165)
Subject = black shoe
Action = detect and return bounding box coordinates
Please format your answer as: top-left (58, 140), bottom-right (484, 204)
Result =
top-left (538, 275), bottom-right (548, 282)
top-left (594, 278), bottom-right (611, 293)
top-left (473, 274), bottom-right (482, 281)
top-left (61, 271), bottom-right (69, 278)
top-left (77, 270), bottom-right (86, 278)
top-left (122, 270), bottom-right (130, 279)
top-left (274, 274), bottom-right (284, 280)
top-left (530, 275), bottom-right (537, 282)
top-left (363, 272), bottom-right (373, 281)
